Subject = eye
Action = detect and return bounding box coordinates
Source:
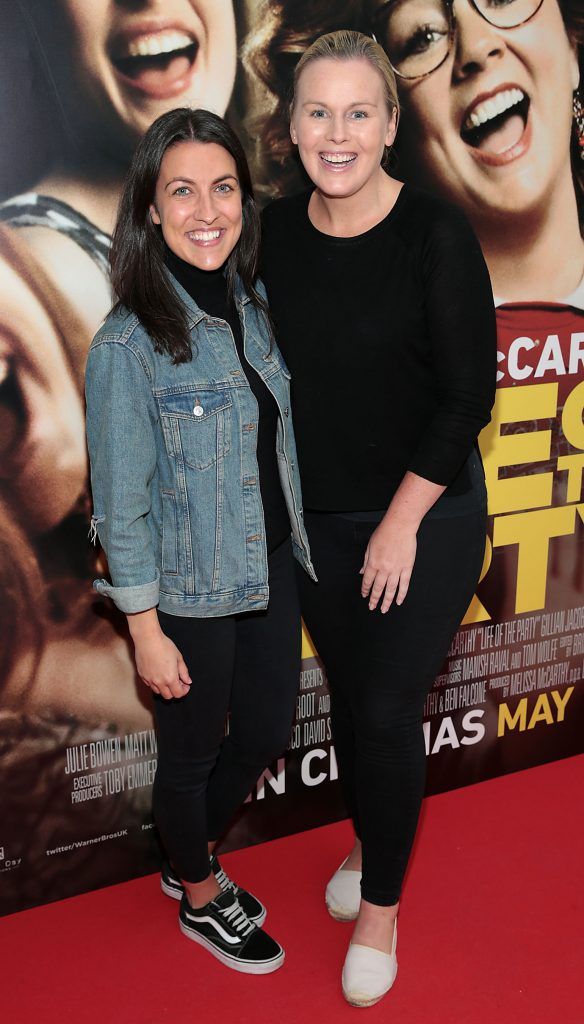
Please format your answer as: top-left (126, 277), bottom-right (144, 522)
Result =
top-left (399, 25), bottom-right (447, 59)
top-left (172, 185), bottom-right (191, 196)
top-left (215, 182), bottom-right (235, 194)
top-left (350, 110), bottom-right (368, 120)
top-left (309, 108), bottom-right (328, 118)
top-left (0, 348), bottom-right (23, 457)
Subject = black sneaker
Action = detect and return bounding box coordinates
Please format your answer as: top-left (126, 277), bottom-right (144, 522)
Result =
top-left (179, 891), bottom-right (284, 974)
top-left (161, 855), bottom-right (267, 926)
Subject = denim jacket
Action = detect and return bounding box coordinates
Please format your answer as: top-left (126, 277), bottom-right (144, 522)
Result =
top-left (85, 272), bottom-right (315, 617)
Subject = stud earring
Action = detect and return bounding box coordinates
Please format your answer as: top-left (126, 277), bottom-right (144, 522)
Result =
top-left (574, 90), bottom-right (584, 162)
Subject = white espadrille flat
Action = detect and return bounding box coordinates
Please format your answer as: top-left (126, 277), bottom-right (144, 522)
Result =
top-left (325, 857), bottom-right (362, 921)
top-left (341, 922), bottom-right (398, 1007)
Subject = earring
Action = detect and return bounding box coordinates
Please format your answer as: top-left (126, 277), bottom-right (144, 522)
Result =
top-left (574, 90), bottom-right (584, 162)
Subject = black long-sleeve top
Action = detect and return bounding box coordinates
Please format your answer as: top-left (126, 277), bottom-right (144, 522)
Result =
top-left (164, 247), bottom-right (290, 552)
top-left (260, 185), bottom-right (497, 512)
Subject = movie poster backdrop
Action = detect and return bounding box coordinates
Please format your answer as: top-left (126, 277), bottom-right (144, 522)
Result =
top-left (1, 0), bottom-right (582, 914)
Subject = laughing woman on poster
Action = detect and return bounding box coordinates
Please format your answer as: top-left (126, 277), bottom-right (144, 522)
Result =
top-left (85, 107), bottom-right (314, 973)
top-left (370, 0), bottom-right (584, 621)
top-left (371, 0), bottom-right (583, 304)
top-left (0, 0), bottom-right (239, 359)
top-left (260, 31), bottom-right (497, 1006)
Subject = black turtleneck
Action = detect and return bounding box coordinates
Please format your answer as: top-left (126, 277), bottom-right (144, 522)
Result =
top-left (164, 247), bottom-right (290, 555)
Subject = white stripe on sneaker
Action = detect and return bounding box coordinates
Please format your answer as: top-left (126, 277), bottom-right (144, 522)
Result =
top-left (183, 911), bottom-right (242, 945)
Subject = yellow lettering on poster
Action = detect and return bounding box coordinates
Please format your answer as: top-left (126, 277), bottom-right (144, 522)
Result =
top-left (480, 383), bottom-right (557, 515)
top-left (302, 623), bottom-right (316, 659)
top-left (527, 694), bottom-right (554, 729)
top-left (557, 453), bottom-right (584, 502)
top-left (550, 686), bottom-right (573, 721)
top-left (561, 380), bottom-right (584, 450)
top-left (493, 506), bottom-right (576, 613)
top-left (498, 688), bottom-right (573, 736)
top-left (461, 536), bottom-right (492, 624)
top-left (498, 699), bottom-right (527, 736)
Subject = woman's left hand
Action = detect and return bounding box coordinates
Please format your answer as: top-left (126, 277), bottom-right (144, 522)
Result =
top-left (360, 517), bottom-right (418, 613)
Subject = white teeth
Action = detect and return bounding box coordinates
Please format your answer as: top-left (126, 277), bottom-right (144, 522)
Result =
top-left (465, 88), bottom-right (525, 131)
top-left (189, 230), bottom-right (221, 241)
top-left (321, 154), bottom-right (356, 164)
top-left (126, 31), bottom-right (193, 59)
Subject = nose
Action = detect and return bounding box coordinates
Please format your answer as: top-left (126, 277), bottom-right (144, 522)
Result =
top-left (193, 191), bottom-right (219, 224)
top-left (326, 112), bottom-right (348, 145)
top-left (452, 1), bottom-right (505, 80)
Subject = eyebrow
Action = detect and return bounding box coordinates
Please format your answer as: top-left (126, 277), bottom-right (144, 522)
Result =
top-left (302, 101), bottom-right (378, 108)
top-left (164, 174), bottom-right (239, 189)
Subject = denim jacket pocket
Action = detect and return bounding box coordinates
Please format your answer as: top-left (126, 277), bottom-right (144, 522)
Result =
top-left (157, 388), bottom-right (232, 471)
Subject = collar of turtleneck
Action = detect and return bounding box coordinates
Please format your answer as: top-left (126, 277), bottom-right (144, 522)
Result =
top-left (163, 244), bottom-right (230, 321)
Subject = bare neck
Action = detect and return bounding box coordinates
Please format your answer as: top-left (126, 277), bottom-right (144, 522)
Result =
top-left (309, 172), bottom-right (403, 238)
top-left (473, 170), bottom-right (584, 303)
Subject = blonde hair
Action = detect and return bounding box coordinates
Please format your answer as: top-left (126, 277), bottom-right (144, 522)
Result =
top-left (291, 29), bottom-right (400, 126)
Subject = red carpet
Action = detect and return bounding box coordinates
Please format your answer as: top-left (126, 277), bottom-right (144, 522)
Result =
top-left (3, 755), bottom-right (583, 1024)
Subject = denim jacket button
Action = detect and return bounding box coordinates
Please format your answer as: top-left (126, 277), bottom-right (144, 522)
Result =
top-left (193, 403), bottom-right (204, 417)
top-left (284, 407), bottom-right (290, 417)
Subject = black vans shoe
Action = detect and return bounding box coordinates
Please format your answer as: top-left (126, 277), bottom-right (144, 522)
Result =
top-left (161, 856), bottom-right (267, 926)
top-left (178, 891), bottom-right (284, 974)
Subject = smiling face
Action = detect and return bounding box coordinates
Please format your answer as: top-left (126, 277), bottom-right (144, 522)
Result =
top-left (393, 0), bottom-right (580, 224)
top-left (37, 0), bottom-right (237, 159)
top-left (150, 140), bottom-right (243, 270)
top-left (290, 57), bottom-right (397, 200)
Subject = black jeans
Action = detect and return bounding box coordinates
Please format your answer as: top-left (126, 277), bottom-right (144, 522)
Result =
top-left (152, 538), bottom-right (301, 882)
top-left (298, 510), bottom-right (486, 906)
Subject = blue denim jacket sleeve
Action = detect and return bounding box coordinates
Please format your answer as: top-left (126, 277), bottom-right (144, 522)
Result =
top-left (85, 338), bottom-right (160, 614)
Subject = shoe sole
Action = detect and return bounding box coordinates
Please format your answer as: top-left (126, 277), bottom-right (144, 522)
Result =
top-left (162, 877), bottom-right (267, 927)
top-left (342, 990), bottom-right (386, 1008)
top-left (161, 877), bottom-right (182, 901)
top-left (325, 897), bottom-right (359, 922)
top-left (179, 919), bottom-right (284, 974)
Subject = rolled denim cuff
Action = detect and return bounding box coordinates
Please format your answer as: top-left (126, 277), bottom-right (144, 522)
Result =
top-left (93, 570), bottom-right (160, 613)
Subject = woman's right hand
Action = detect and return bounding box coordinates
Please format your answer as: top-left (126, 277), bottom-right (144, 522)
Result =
top-left (127, 609), bottom-right (192, 700)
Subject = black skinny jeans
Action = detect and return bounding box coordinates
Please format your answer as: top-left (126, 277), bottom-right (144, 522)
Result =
top-left (297, 509), bottom-right (487, 906)
top-left (152, 538), bottom-right (301, 882)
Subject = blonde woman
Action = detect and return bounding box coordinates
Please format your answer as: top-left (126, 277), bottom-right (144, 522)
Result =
top-left (260, 30), bottom-right (496, 1006)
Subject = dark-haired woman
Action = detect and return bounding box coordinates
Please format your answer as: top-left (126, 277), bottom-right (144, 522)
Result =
top-left (261, 31), bottom-right (496, 1006)
top-left (85, 107), bottom-right (314, 974)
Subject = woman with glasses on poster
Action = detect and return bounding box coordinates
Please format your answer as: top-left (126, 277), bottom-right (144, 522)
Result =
top-left (259, 29), bottom-right (497, 1007)
top-left (370, 0), bottom-right (583, 304)
top-left (371, 0), bottom-right (584, 624)
top-left (85, 107), bottom-right (315, 973)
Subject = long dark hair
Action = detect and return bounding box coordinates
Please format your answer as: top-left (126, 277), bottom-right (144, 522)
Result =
top-left (110, 108), bottom-right (270, 364)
